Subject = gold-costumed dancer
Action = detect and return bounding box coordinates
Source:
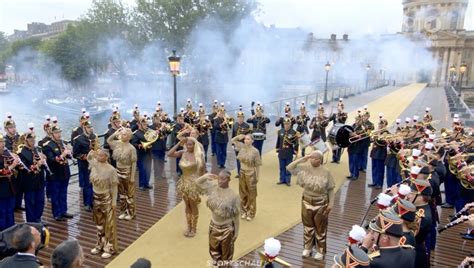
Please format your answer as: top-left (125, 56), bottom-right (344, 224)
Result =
top-left (167, 137), bottom-right (206, 237)
top-left (107, 128), bottom-right (137, 220)
top-left (87, 149), bottom-right (118, 259)
top-left (231, 134), bottom-right (261, 221)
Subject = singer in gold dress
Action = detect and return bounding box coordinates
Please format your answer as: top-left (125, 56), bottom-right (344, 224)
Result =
top-left (167, 137), bottom-right (206, 237)
top-left (196, 170), bottom-right (240, 265)
top-left (231, 134), bottom-right (261, 221)
top-left (287, 150), bottom-right (335, 261)
top-left (107, 128), bottom-right (137, 220)
top-left (87, 149), bottom-right (118, 259)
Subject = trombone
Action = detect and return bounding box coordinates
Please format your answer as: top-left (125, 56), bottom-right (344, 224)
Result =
top-left (348, 127), bottom-right (387, 143)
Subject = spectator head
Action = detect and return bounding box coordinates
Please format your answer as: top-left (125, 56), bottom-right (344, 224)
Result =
top-left (130, 258), bottom-right (152, 268)
top-left (51, 239), bottom-right (83, 268)
top-left (13, 225), bottom-right (40, 254)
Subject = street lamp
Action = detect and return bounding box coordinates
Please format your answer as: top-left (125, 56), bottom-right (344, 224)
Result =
top-left (459, 63), bottom-right (468, 97)
top-left (365, 64), bottom-right (371, 90)
top-left (324, 62), bottom-right (331, 103)
top-left (449, 64), bottom-right (456, 86)
top-left (168, 50), bottom-right (181, 117)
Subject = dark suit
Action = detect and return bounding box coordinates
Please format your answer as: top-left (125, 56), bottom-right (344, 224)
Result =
top-left (0, 253), bottom-right (41, 268)
top-left (43, 140), bottom-right (70, 218)
top-left (196, 119), bottom-right (211, 162)
top-left (276, 129), bottom-right (298, 184)
top-left (247, 114), bottom-right (270, 155)
top-left (150, 124), bottom-right (170, 179)
top-left (4, 134), bottom-right (22, 211)
top-left (369, 131), bottom-right (388, 187)
top-left (415, 204), bottom-right (432, 268)
top-left (367, 247), bottom-right (415, 268)
top-left (18, 147), bottom-right (45, 223)
top-left (358, 120), bottom-right (374, 170)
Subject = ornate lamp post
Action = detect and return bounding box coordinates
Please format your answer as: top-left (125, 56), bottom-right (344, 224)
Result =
top-left (324, 62), bottom-right (331, 103)
top-left (168, 50), bottom-right (181, 117)
top-left (449, 64), bottom-right (456, 86)
top-left (365, 64), bottom-right (371, 90)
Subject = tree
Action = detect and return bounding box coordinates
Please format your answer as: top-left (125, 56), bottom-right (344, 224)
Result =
top-left (134, 0), bottom-right (257, 50)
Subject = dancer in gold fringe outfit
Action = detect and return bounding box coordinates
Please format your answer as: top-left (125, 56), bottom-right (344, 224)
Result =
top-left (87, 149), bottom-right (118, 259)
top-left (287, 150), bottom-right (335, 261)
top-left (196, 170), bottom-right (240, 266)
top-left (231, 134), bottom-right (261, 221)
top-left (107, 128), bottom-right (137, 220)
top-left (167, 137), bottom-right (205, 237)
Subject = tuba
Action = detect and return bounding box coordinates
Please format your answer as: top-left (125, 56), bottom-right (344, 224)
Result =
top-left (141, 129), bottom-right (159, 149)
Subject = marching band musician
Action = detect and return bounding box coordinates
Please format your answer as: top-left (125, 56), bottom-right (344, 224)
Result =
top-left (368, 115), bottom-right (389, 189)
top-left (232, 107), bottom-right (251, 178)
top-left (132, 116), bottom-right (153, 190)
top-left (172, 112), bottom-right (186, 176)
top-left (213, 104), bottom-right (231, 169)
top-left (358, 106), bottom-right (374, 173)
top-left (389, 199), bottom-right (418, 247)
top-left (18, 129), bottom-right (47, 223)
top-left (275, 103), bottom-right (296, 129)
top-left (43, 125), bottom-right (73, 221)
top-left (423, 107), bottom-right (435, 132)
top-left (328, 98), bottom-right (347, 163)
top-left (103, 108), bottom-right (122, 167)
top-left (39, 116), bottom-right (53, 202)
top-left (347, 112), bottom-right (364, 181)
top-left (87, 149), bottom-right (118, 259)
top-left (296, 102), bottom-right (310, 157)
top-left (150, 112), bottom-right (171, 180)
top-left (196, 105), bottom-right (211, 162)
top-left (0, 134), bottom-right (20, 231)
top-left (231, 133), bottom-right (261, 221)
top-left (309, 101), bottom-right (329, 143)
top-left (107, 127), bottom-right (137, 221)
top-left (3, 114), bottom-right (23, 212)
top-left (184, 99), bottom-right (197, 124)
top-left (72, 120), bottom-right (97, 212)
top-left (287, 150), bottom-right (335, 260)
top-left (276, 118), bottom-right (299, 186)
top-left (247, 102), bottom-right (271, 156)
top-left (210, 100), bottom-right (219, 157)
top-left (130, 105), bottom-right (140, 132)
top-left (70, 109), bottom-right (90, 142)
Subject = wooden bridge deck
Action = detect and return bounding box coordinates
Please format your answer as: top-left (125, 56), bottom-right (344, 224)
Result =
top-left (11, 86), bottom-right (469, 267)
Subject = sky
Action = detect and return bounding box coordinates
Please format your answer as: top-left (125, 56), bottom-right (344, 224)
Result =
top-left (0, 0), bottom-right (473, 36)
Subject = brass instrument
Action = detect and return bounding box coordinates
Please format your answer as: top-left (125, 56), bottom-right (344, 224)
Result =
top-left (220, 116), bottom-right (234, 132)
top-left (90, 136), bottom-right (100, 152)
top-left (141, 129), bottom-right (159, 150)
top-left (458, 164), bottom-right (474, 189)
top-left (283, 131), bottom-right (299, 149)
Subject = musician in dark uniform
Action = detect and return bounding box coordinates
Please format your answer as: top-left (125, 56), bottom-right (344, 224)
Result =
top-left (213, 106), bottom-right (230, 169)
top-left (368, 116), bottom-right (389, 189)
top-left (361, 211), bottom-right (416, 268)
top-left (70, 110), bottom-right (89, 142)
top-left (72, 121), bottom-right (97, 211)
top-left (132, 116), bottom-right (153, 190)
top-left (347, 112), bottom-right (364, 181)
top-left (232, 108), bottom-right (251, 178)
top-left (3, 115), bottom-right (23, 211)
top-left (184, 99), bottom-right (197, 124)
top-left (18, 131), bottom-right (47, 223)
top-left (423, 107), bottom-right (435, 132)
top-left (196, 106), bottom-right (211, 162)
top-left (209, 100), bottom-right (219, 156)
top-left (328, 98), bottom-right (347, 163)
top-left (150, 113), bottom-right (171, 180)
top-left (39, 117), bottom-right (53, 202)
top-left (333, 245), bottom-right (370, 268)
top-left (385, 139), bottom-right (403, 187)
top-left (275, 103), bottom-right (296, 129)
top-left (359, 107), bottom-right (374, 172)
top-left (407, 179), bottom-right (432, 268)
top-left (0, 134), bottom-right (19, 231)
top-left (43, 125), bottom-right (73, 221)
top-left (295, 102), bottom-right (310, 157)
top-left (309, 102), bottom-right (329, 142)
top-left (276, 118), bottom-right (298, 186)
top-left (247, 102), bottom-right (270, 156)
top-left (171, 113), bottom-right (186, 176)
top-left (129, 105), bottom-right (140, 132)
top-left (103, 109), bottom-right (122, 167)
top-left (389, 199), bottom-right (418, 247)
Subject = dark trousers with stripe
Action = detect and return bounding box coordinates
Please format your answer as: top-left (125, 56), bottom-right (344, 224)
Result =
top-left (279, 156), bottom-right (293, 184)
top-left (445, 171), bottom-right (458, 206)
top-left (0, 196), bottom-right (15, 231)
top-left (25, 188), bottom-right (45, 222)
top-left (253, 140), bottom-right (264, 156)
top-left (137, 154), bottom-right (152, 187)
top-left (371, 158), bottom-right (385, 187)
top-left (50, 179), bottom-right (69, 218)
top-left (216, 142), bottom-right (227, 167)
top-left (348, 152), bottom-right (360, 178)
top-left (386, 166), bottom-right (401, 187)
top-left (78, 161), bottom-right (93, 207)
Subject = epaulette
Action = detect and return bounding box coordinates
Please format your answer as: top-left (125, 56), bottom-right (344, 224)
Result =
top-left (368, 250), bottom-right (380, 260)
top-left (73, 135), bottom-right (81, 141)
top-left (401, 244), bottom-right (415, 249)
top-left (43, 141), bottom-right (52, 147)
top-left (132, 130), bottom-right (139, 135)
top-left (72, 127), bottom-right (79, 131)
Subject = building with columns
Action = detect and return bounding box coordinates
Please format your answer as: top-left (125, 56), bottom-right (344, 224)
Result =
top-left (401, 0), bottom-right (473, 85)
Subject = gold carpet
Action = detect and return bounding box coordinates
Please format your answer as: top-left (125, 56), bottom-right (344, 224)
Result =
top-left (107, 83), bottom-right (427, 267)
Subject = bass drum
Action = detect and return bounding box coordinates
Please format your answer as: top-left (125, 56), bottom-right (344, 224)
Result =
top-left (328, 123), bottom-right (354, 148)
